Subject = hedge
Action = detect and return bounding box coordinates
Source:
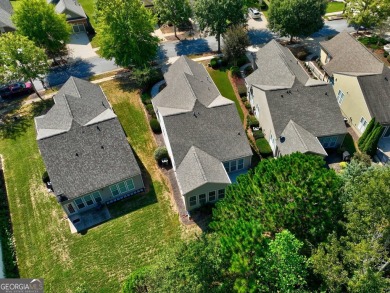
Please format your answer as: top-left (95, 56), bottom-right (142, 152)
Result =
top-left (230, 66), bottom-right (240, 77)
top-left (256, 138), bottom-right (273, 157)
top-left (149, 118), bottom-right (161, 133)
top-left (145, 104), bottom-right (156, 117)
top-left (247, 115), bottom-right (259, 128)
top-left (210, 58), bottom-right (218, 69)
top-left (253, 130), bottom-right (264, 140)
top-left (154, 146), bottom-right (168, 162)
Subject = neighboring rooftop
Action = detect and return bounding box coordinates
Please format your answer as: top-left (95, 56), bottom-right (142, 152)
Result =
top-left (35, 77), bottom-right (141, 200)
top-left (358, 66), bottom-right (390, 125)
top-left (49, 0), bottom-right (87, 20)
top-left (0, 0), bottom-right (15, 31)
top-left (320, 32), bottom-right (384, 76)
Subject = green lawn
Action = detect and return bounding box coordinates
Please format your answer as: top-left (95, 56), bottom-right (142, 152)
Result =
top-left (78, 0), bottom-right (95, 28)
top-left (10, 0), bottom-right (22, 10)
top-left (326, 2), bottom-right (345, 13)
top-left (0, 80), bottom-right (182, 292)
top-left (207, 68), bottom-right (245, 122)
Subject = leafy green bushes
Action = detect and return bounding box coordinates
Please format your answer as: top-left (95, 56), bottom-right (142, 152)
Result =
top-left (358, 36), bottom-right (387, 50)
top-left (230, 66), bottom-right (240, 77)
top-left (210, 58), bottom-right (218, 69)
top-left (132, 66), bottom-right (163, 89)
top-left (253, 130), bottom-right (264, 140)
top-left (145, 104), bottom-right (156, 118)
top-left (141, 92), bottom-right (152, 105)
top-left (149, 118), bottom-right (161, 133)
top-left (154, 146), bottom-right (168, 162)
top-left (256, 138), bottom-right (273, 157)
top-left (42, 171), bottom-right (50, 183)
top-left (358, 118), bottom-right (383, 157)
top-left (247, 115), bottom-right (259, 129)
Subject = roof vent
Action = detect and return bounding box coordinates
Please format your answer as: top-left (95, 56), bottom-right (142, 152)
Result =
top-left (281, 94), bottom-right (284, 98)
top-left (325, 92), bottom-right (328, 96)
top-left (101, 146), bottom-right (104, 149)
top-left (75, 153), bottom-right (79, 157)
top-left (280, 136), bottom-right (285, 143)
top-left (193, 112), bottom-right (197, 118)
top-left (385, 76), bottom-right (388, 81)
top-left (97, 126), bottom-right (101, 131)
top-left (238, 132), bottom-right (241, 135)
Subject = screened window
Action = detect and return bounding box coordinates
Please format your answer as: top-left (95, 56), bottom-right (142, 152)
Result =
top-left (337, 90), bottom-right (345, 105)
top-left (189, 196), bottom-right (197, 207)
top-left (209, 191), bottom-right (216, 202)
top-left (358, 117), bottom-right (368, 133)
top-left (75, 198), bottom-right (85, 209)
top-left (383, 126), bottom-right (390, 138)
top-left (110, 185), bottom-right (120, 196)
top-left (93, 192), bottom-right (102, 203)
top-left (118, 182), bottom-right (127, 193)
top-left (238, 159), bottom-right (244, 170)
top-left (199, 194), bottom-right (206, 205)
top-left (223, 162), bottom-right (229, 172)
top-left (230, 160), bottom-right (237, 172)
top-left (218, 189), bottom-right (225, 199)
top-left (84, 195), bottom-right (94, 206)
top-left (126, 179), bottom-right (135, 190)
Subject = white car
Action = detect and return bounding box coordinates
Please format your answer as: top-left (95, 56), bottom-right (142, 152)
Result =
top-left (248, 8), bottom-right (261, 19)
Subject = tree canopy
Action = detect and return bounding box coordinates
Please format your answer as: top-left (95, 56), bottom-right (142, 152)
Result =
top-left (345, 0), bottom-right (390, 30)
top-left (95, 0), bottom-right (159, 67)
top-left (12, 0), bottom-right (71, 58)
top-left (193, 0), bottom-right (247, 52)
top-left (268, 0), bottom-right (327, 41)
top-left (311, 162), bottom-right (390, 292)
top-left (0, 33), bottom-right (49, 98)
top-left (222, 25), bottom-right (250, 66)
top-left (154, 0), bottom-right (192, 37)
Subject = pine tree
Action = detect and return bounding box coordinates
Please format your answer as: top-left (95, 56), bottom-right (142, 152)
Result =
top-left (365, 124), bottom-right (383, 156)
top-left (358, 118), bottom-right (375, 149)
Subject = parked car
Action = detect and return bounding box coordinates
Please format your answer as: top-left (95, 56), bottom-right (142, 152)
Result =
top-left (248, 8), bottom-right (261, 19)
top-left (0, 82), bottom-right (33, 99)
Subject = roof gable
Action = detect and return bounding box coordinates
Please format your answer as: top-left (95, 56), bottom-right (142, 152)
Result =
top-left (55, 0), bottom-right (86, 19)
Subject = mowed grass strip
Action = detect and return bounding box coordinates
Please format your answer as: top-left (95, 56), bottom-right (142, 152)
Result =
top-left (0, 80), bottom-right (181, 292)
top-left (207, 68), bottom-right (245, 122)
top-left (326, 2), bottom-right (345, 13)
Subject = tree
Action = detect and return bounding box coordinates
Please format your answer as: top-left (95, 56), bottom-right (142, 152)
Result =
top-left (12, 0), bottom-right (71, 59)
top-left (311, 165), bottom-right (390, 292)
top-left (363, 123), bottom-right (383, 156)
top-left (0, 34), bottom-right (49, 99)
top-left (194, 0), bottom-right (247, 52)
top-left (222, 25), bottom-right (250, 66)
top-left (95, 0), bottom-right (159, 67)
top-left (268, 0), bottom-right (327, 42)
top-left (344, 0), bottom-right (390, 31)
top-left (358, 117), bottom-right (375, 149)
top-left (154, 0), bottom-right (192, 38)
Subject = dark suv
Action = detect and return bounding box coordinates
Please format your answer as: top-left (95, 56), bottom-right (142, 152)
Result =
top-left (0, 82), bottom-right (33, 99)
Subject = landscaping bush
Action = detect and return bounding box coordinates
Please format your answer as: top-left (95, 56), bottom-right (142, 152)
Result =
top-left (236, 55), bottom-right (249, 67)
top-left (256, 138), bottom-right (273, 157)
top-left (253, 130), bottom-right (264, 140)
top-left (149, 118), bottom-right (161, 133)
top-left (387, 55), bottom-right (390, 62)
top-left (244, 101), bottom-right (252, 110)
top-left (384, 51), bottom-right (389, 58)
top-left (145, 104), bottom-right (155, 117)
top-left (230, 66), bottom-right (240, 77)
top-left (237, 83), bottom-right (247, 95)
top-left (141, 92), bottom-right (152, 105)
top-left (247, 115), bottom-right (259, 128)
top-left (154, 146), bottom-right (168, 161)
top-left (241, 96), bottom-right (247, 102)
top-left (42, 171), bottom-right (50, 183)
top-left (132, 66), bottom-right (163, 89)
top-left (210, 58), bottom-right (218, 69)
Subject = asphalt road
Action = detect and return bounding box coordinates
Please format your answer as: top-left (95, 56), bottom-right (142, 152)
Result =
top-left (37, 19), bottom-right (354, 91)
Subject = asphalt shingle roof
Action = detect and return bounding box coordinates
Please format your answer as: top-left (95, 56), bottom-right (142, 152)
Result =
top-left (358, 66), bottom-right (390, 125)
top-left (320, 32), bottom-right (384, 76)
top-left (55, 0), bottom-right (87, 19)
top-left (279, 120), bottom-right (327, 156)
top-left (35, 77), bottom-right (141, 199)
top-left (0, 0), bottom-right (15, 30)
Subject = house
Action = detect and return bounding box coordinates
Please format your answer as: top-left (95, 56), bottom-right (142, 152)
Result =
top-left (47, 0), bottom-right (88, 33)
top-left (0, 0), bottom-right (15, 33)
top-left (320, 32), bottom-right (390, 163)
top-left (152, 56), bottom-right (252, 211)
top-left (35, 77), bottom-right (145, 231)
top-left (246, 40), bottom-right (347, 157)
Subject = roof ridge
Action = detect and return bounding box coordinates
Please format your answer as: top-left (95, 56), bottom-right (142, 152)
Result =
top-left (289, 120), bottom-right (308, 151)
top-left (345, 33), bottom-right (384, 67)
top-left (63, 94), bottom-right (74, 120)
top-left (273, 41), bottom-right (297, 82)
top-left (182, 72), bottom-right (197, 107)
top-left (70, 77), bottom-right (81, 98)
top-left (182, 56), bottom-right (194, 76)
top-left (191, 147), bottom-right (207, 182)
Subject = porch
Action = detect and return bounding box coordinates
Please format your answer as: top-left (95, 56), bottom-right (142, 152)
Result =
top-left (68, 205), bottom-right (111, 234)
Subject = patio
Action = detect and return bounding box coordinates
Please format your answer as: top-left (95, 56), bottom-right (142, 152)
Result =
top-left (68, 205), bottom-right (111, 234)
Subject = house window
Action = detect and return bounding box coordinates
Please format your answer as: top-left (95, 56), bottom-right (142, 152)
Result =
top-left (84, 195), bottom-right (94, 206)
top-left (93, 192), bottom-right (102, 203)
top-left (209, 191), bottom-right (216, 202)
top-left (383, 126), bottom-right (390, 138)
top-left (189, 196), bottom-right (197, 207)
top-left (320, 136), bottom-right (339, 148)
top-left (357, 117), bottom-right (368, 133)
top-left (110, 185), bottom-right (120, 197)
top-left (238, 159), bottom-right (244, 170)
top-left (218, 189), bottom-right (225, 199)
top-left (126, 179), bottom-right (135, 190)
top-left (337, 90), bottom-right (345, 105)
top-left (67, 203), bottom-right (75, 214)
top-left (118, 182), bottom-right (127, 193)
top-left (269, 133), bottom-right (276, 152)
top-left (230, 160), bottom-right (237, 172)
top-left (199, 194), bottom-right (206, 205)
top-left (75, 198), bottom-right (85, 209)
top-left (325, 55), bottom-right (331, 64)
top-left (223, 162), bottom-right (229, 172)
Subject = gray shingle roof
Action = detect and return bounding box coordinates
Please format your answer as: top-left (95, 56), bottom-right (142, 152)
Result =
top-left (0, 0), bottom-right (15, 30)
top-left (55, 0), bottom-right (87, 19)
top-left (279, 120), bottom-right (327, 156)
top-left (35, 77), bottom-right (141, 199)
top-left (358, 66), bottom-right (390, 125)
top-left (153, 56), bottom-right (252, 194)
top-left (176, 146), bottom-right (230, 195)
top-left (320, 32), bottom-right (384, 76)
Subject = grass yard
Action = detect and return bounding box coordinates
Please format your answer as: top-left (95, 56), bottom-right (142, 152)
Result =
top-left (0, 80), bottom-right (182, 292)
top-left (326, 2), bottom-right (345, 14)
top-left (207, 68), bottom-right (245, 122)
top-left (78, 0), bottom-right (95, 28)
top-left (9, 0), bottom-right (22, 10)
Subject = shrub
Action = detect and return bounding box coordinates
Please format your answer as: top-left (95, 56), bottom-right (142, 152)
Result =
top-left (141, 93), bottom-right (152, 105)
top-left (210, 58), bottom-right (218, 69)
top-left (145, 104), bottom-right (155, 116)
top-left (154, 146), bottom-right (168, 161)
top-left (230, 66), bottom-right (240, 77)
top-left (236, 55), bottom-right (249, 67)
top-left (387, 55), bottom-right (390, 62)
top-left (247, 115), bottom-right (259, 128)
top-left (149, 118), bottom-right (161, 133)
top-left (241, 96), bottom-right (247, 102)
top-left (297, 51), bottom-right (308, 60)
top-left (256, 138), bottom-right (273, 157)
top-left (132, 66), bottom-right (163, 89)
top-left (384, 51), bottom-right (389, 58)
top-left (253, 130), bottom-right (264, 139)
top-left (42, 171), bottom-right (50, 183)
top-left (244, 101), bottom-right (251, 109)
top-left (339, 161), bottom-right (348, 169)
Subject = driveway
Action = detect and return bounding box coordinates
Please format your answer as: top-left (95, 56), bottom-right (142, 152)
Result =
top-left (67, 33), bottom-right (98, 60)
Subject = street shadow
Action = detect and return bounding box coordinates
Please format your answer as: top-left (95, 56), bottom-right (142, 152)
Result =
top-left (175, 38), bottom-right (211, 56)
top-left (311, 25), bottom-right (339, 38)
top-left (247, 29), bottom-right (275, 45)
top-left (46, 58), bottom-right (94, 87)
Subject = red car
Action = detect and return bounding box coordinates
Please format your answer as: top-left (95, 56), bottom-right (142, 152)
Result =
top-left (0, 82), bottom-right (34, 99)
